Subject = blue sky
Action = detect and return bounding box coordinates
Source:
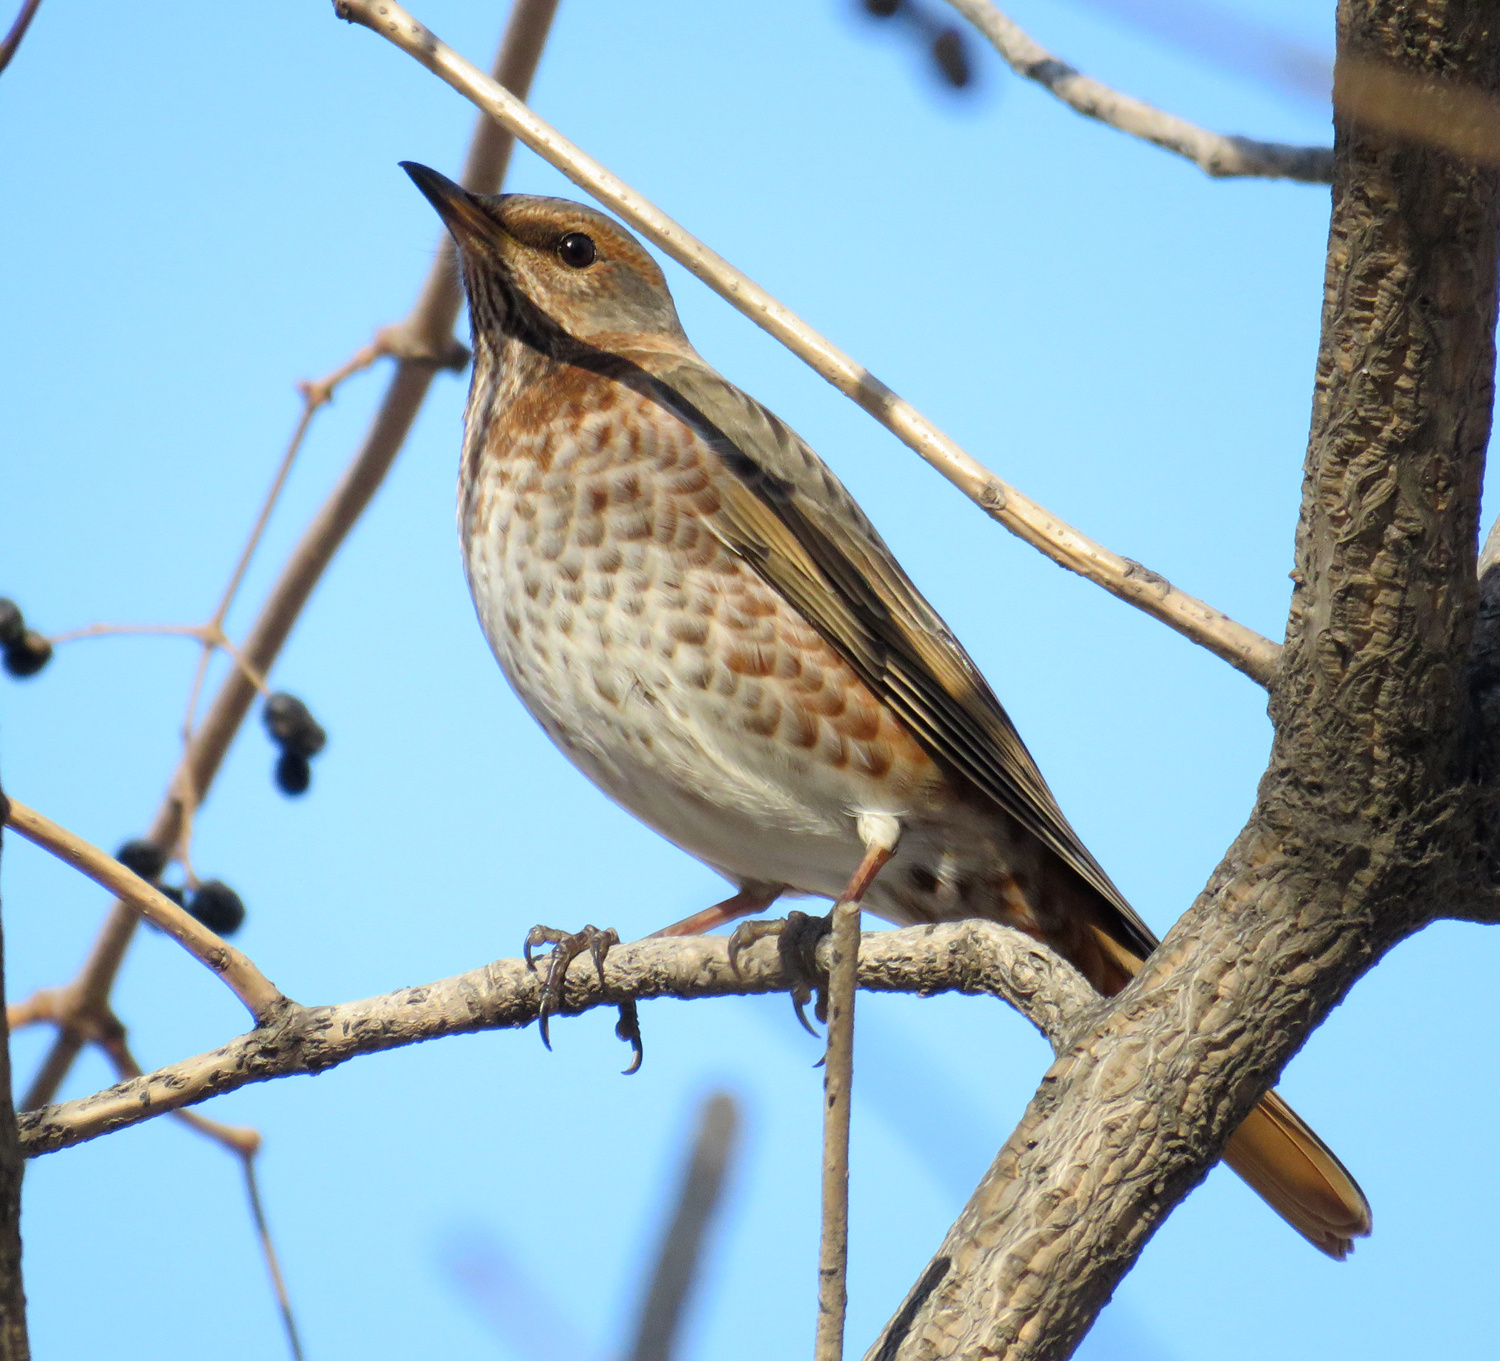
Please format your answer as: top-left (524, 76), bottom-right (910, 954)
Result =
top-left (3, 2), bottom-right (1497, 1358)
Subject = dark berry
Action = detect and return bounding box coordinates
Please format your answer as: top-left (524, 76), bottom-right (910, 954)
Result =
top-left (0, 600), bottom-right (22, 648)
top-left (263, 692), bottom-right (327, 758)
top-left (932, 28), bottom-right (971, 88)
top-left (275, 750), bottom-right (312, 796)
top-left (3, 631), bottom-right (52, 678)
top-left (117, 839), bottom-right (168, 882)
top-left (188, 880), bottom-right (245, 936)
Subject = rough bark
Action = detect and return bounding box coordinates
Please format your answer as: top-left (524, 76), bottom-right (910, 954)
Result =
top-left (0, 789), bottom-right (31, 1360)
top-left (870, 3), bottom-right (1500, 1357)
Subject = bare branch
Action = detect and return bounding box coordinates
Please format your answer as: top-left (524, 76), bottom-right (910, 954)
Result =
top-left (945, 0), bottom-right (1333, 182)
top-left (1336, 53), bottom-right (1500, 169)
top-left (950, 0), bottom-right (1500, 176)
top-left (19, 921), bottom-right (1096, 1158)
top-left (0, 0), bottom-right (41, 78)
top-left (95, 1034), bottom-right (301, 1359)
top-left (624, 1091), bottom-right (740, 1361)
top-left (816, 900), bottom-right (860, 1361)
top-left (334, 0), bottom-right (1283, 688)
top-left (19, 0), bottom-right (562, 1111)
top-left (0, 788), bottom-right (31, 1360)
top-left (3, 799), bottom-right (285, 1021)
top-left (241, 1154), bottom-right (305, 1361)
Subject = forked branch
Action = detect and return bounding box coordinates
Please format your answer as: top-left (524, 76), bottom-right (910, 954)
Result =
top-left (3, 799), bottom-right (285, 1021)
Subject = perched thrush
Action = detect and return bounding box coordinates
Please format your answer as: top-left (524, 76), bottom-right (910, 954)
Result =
top-left (403, 162), bottom-right (1372, 1258)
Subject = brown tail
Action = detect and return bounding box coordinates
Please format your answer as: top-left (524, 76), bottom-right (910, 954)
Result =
top-left (1082, 923), bottom-right (1371, 1258)
top-left (1223, 1090), bottom-right (1371, 1258)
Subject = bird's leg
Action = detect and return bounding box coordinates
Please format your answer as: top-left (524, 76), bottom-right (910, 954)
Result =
top-left (522, 923), bottom-right (619, 1051)
top-left (651, 882), bottom-right (784, 938)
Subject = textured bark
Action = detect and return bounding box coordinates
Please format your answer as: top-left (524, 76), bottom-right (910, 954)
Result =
top-left (0, 792), bottom-right (31, 1360)
top-left (870, 3), bottom-right (1500, 1358)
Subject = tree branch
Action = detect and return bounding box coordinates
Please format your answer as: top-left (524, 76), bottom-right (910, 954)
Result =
top-left (0, 789), bottom-right (31, 1360)
top-left (944, 0), bottom-right (1334, 183)
top-left (0, 0), bottom-right (41, 78)
top-left (3, 799), bottom-right (285, 1022)
top-left (624, 1091), bottom-right (740, 1361)
top-left (333, 0), bottom-right (1283, 689)
top-left (18, 921), bottom-right (1096, 1159)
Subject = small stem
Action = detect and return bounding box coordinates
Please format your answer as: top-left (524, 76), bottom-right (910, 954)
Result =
top-left (625, 1092), bottom-right (740, 1361)
top-left (0, 0), bottom-right (42, 77)
top-left (816, 898), bottom-right (861, 1361)
top-left (46, 622), bottom-right (207, 645)
top-left (943, 0), bottom-right (1333, 182)
top-left (243, 1153), bottom-right (306, 1361)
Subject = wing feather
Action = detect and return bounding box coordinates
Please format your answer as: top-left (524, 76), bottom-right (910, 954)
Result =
top-left (644, 357), bottom-right (1157, 958)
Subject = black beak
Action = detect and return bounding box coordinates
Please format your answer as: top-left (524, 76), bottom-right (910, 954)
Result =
top-left (400, 161), bottom-right (498, 249)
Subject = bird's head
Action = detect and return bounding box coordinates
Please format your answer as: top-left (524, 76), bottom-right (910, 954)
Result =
top-left (402, 161), bottom-right (686, 352)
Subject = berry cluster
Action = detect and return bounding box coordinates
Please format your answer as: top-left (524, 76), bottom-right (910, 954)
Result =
top-left (116, 838), bottom-right (247, 936)
top-left (262, 692), bottom-right (327, 796)
top-left (0, 598), bottom-right (52, 678)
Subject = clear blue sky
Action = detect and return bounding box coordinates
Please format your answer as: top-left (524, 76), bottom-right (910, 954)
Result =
top-left (3, 2), bottom-right (1496, 1359)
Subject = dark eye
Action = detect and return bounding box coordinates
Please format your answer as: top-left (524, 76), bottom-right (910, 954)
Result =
top-left (557, 232), bottom-right (596, 268)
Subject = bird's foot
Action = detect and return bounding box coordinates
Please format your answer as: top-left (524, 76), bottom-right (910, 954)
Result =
top-left (727, 909), bottom-right (833, 1036)
top-left (523, 923), bottom-right (620, 1052)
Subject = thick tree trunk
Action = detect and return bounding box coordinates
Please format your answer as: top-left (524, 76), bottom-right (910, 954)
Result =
top-left (870, 3), bottom-right (1500, 1358)
top-left (0, 788), bottom-right (31, 1360)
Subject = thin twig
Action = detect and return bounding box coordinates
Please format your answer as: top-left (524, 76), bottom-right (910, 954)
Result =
top-left (816, 898), bottom-right (860, 1361)
top-left (0, 0), bottom-right (42, 77)
top-left (97, 1034), bottom-right (301, 1359)
top-left (2, 799), bottom-right (285, 1021)
top-left (17, 0), bottom-right (561, 1112)
top-left (944, 0), bottom-right (1334, 182)
top-left (0, 786), bottom-right (31, 1360)
top-left (45, 622), bottom-right (270, 711)
top-left (335, 0), bottom-right (1281, 688)
top-left (181, 334), bottom-right (387, 742)
top-left (46, 622), bottom-right (206, 645)
top-left (816, 825), bottom-right (896, 1360)
top-left (242, 1152), bottom-right (306, 1361)
top-left (624, 1091), bottom-right (740, 1361)
top-left (19, 920), bottom-right (1097, 1157)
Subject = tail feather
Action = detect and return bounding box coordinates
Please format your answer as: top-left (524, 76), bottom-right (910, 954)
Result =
top-left (1224, 1089), bottom-right (1372, 1259)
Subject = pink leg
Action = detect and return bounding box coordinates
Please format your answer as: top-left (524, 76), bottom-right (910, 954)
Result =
top-left (650, 883), bottom-right (784, 938)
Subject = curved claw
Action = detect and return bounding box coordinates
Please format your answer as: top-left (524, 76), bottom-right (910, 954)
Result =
top-left (728, 909), bottom-right (832, 1034)
top-left (523, 923), bottom-right (617, 1051)
top-left (616, 1000), bottom-right (643, 1075)
top-left (727, 916), bottom-right (785, 975)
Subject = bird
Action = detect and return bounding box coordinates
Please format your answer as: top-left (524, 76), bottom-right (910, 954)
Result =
top-left (402, 160), bottom-right (1372, 1258)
